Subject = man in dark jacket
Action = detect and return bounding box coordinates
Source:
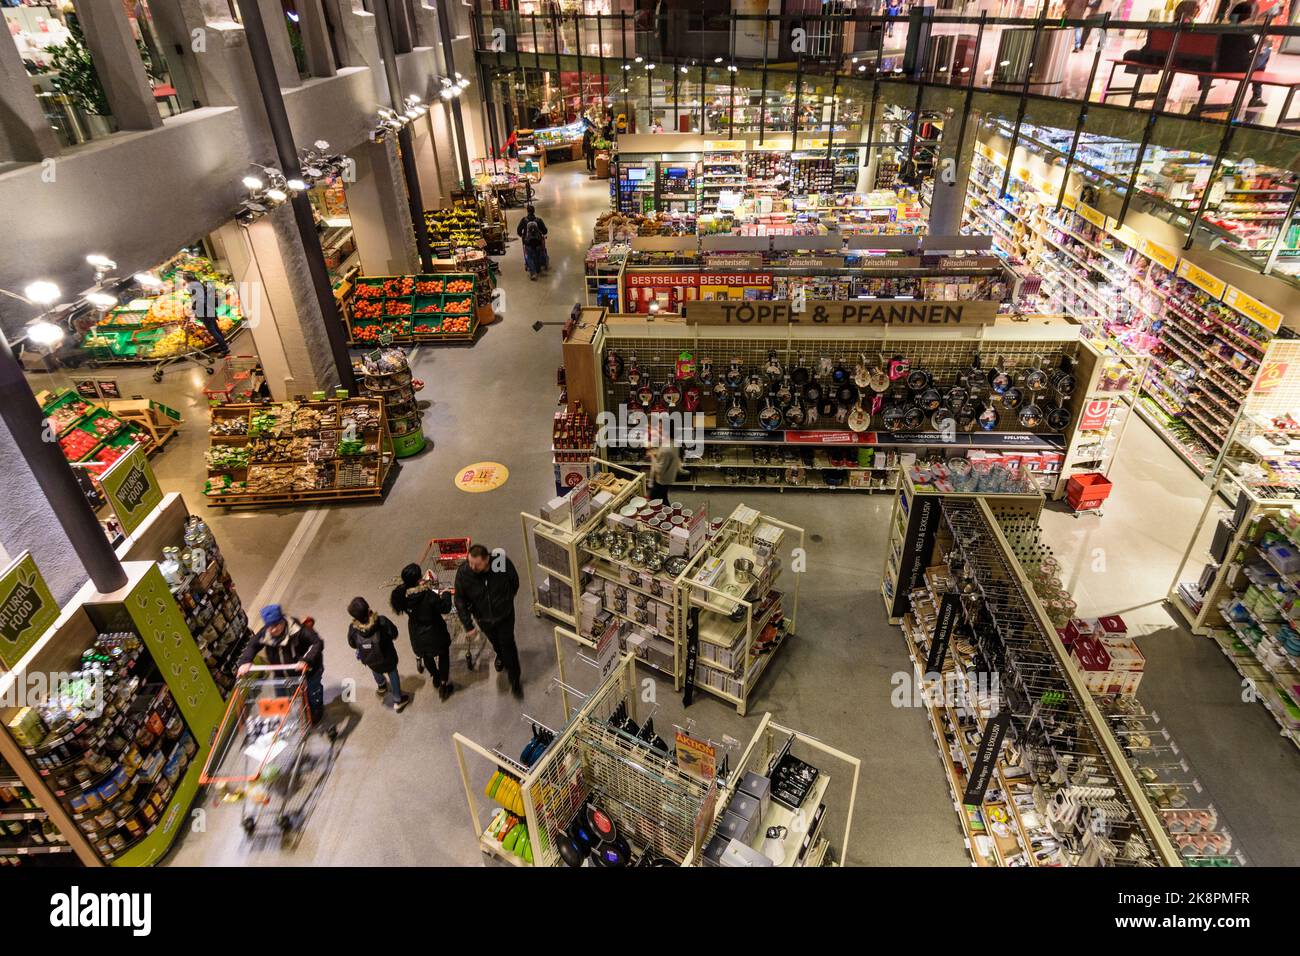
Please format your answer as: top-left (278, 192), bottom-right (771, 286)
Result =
top-left (517, 205), bottom-right (548, 280)
top-left (582, 125), bottom-right (596, 172)
top-left (454, 544), bottom-right (523, 698)
top-left (391, 563), bottom-right (456, 701)
top-left (346, 597), bottom-right (410, 712)
top-left (238, 604), bottom-right (326, 722)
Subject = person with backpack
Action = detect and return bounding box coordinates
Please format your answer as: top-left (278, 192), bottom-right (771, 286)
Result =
top-left (346, 596), bottom-right (410, 711)
top-left (517, 205), bottom-right (549, 280)
top-left (390, 564), bottom-right (456, 701)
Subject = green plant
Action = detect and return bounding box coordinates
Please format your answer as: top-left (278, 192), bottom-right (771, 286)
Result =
top-left (45, 18), bottom-right (110, 116)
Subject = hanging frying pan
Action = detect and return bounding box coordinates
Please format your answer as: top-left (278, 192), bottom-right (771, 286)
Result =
top-left (649, 387), bottom-right (668, 416)
top-left (726, 395), bottom-right (748, 427)
top-left (882, 389), bottom-right (905, 432)
top-left (947, 376), bottom-right (970, 411)
top-left (835, 380), bottom-right (859, 409)
top-left (1023, 354), bottom-right (1048, 392)
top-left (759, 395), bottom-right (783, 431)
top-left (725, 359), bottom-right (744, 389)
top-left (604, 350), bottom-right (624, 382)
top-left (765, 350), bottom-right (783, 382)
top-left (1019, 394), bottom-right (1044, 429)
top-left (978, 394), bottom-right (1000, 431)
top-left (1000, 385), bottom-right (1024, 411)
top-left (848, 395), bottom-right (871, 432)
top-left (661, 380), bottom-right (682, 409)
top-left (1046, 397), bottom-right (1072, 432)
top-left (804, 376), bottom-right (824, 408)
top-left (988, 355), bottom-right (1014, 395)
top-left (558, 834), bottom-right (586, 867)
top-left (958, 390), bottom-right (981, 432)
top-left (869, 356), bottom-right (890, 393)
top-left (626, 355), bottom-right (642, 387)
top-left (918, 384), bottom-right (943, 413)
top-left (683, 385), bottom-right (702, 412)
top-left (791, 354), bottom-right (810, 389)
top-left (776, 374), bottom-right (795, 407)
top-left (854, 353), bottom-right (871, 390)
top-left (832, 360), bottom-right (849, 386)
top-left (785, 394), bottom-right (807, 428)
top-left (586, 803), bottom-right (618, 844)
top-left (804, 398), bottom-right (820, 426)
top-left (888, 354), bottom-right (911, 382)
top-left (902, 397), bottom-right (925, 431)
top-left (818, 386), bottom-right (837, 421)
top-left (569, 818), bottom-right (596, 853)
top-left (906, 366), bottom-right (932, 394)
top-left (636, 380), bottom-right (655, 407)
top-left (1051, 364), bottom-right (1077, 399)
top-left (931, 402), bottom-right (957, 434)
top-left (712, 380), bottom-right (731, 403)
top-left (697, 356), bottom-right (714, 386)
top-left (594, 833), bottom-right (631, 867)
top-left (743, 372), bottom-right (764, 401)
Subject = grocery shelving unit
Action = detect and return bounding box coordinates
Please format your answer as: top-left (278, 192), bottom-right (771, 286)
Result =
top-left (1168, 474), bottom-right (1300, 748)
top-left (520, 462), bottom-right (645, 629)
top-left (0, 561), bottom-right (226, 866)
top-left (204, 398), bottom-right (393, 506)
top-left (680, 505), bottom-right (804, 715)
top-left (344, 273), bottom-right (479, 345)
top-left (891, 495), bottom-right (1182, 866)
top-left (356, 349), bottom-right (425, 458)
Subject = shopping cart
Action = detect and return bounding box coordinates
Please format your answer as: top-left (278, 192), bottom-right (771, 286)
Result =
top-left (405, 536), bottom-right (487, 670)
top-left (202, 354), bottom-right (263, 405)
top-left (200, 664), bottom-right (335, 836)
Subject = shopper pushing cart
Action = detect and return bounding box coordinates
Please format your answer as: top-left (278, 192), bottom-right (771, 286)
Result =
top-left (239, 605), bottom-right (326, 724)
top-left (455, 544), bottom-right (523, 699)
top-left (390, 564), bottom-right (458, 702)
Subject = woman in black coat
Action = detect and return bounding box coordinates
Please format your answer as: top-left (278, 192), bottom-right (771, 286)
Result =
top-left (391, 563), bottom-right (456, 700)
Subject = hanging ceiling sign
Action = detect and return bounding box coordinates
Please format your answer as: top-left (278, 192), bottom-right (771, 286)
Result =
top-left (684, 299), bottom-right (1000, 327)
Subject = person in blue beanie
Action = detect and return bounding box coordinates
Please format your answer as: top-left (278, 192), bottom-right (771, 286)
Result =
top-left (238, 604), bottom-right (326, 723)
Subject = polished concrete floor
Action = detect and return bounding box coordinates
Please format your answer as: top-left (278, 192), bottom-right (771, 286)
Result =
top-left (36, 165), bottom-right (1300, 866)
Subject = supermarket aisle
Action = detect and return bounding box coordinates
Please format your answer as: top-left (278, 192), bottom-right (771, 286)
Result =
top-left (1040, 412), bottom-right (1300, 866)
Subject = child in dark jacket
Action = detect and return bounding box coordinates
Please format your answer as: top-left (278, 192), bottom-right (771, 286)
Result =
top-left (391, 564), bottom-right (456, 701)
top-left (347, 597), bottom-right (410, 712)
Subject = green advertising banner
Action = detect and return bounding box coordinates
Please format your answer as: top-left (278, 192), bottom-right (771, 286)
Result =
top-left (0, 552), bottom-right (58, 669)
top-left (115, 564), bottom-right (225, 866)
top-left (101, 445), bottom-right (163, 536)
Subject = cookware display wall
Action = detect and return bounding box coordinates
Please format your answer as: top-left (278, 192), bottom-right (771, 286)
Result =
top-left (1169, 474), bottom-right (1300, 749)
top-left (893, 495), bottom-right (1181, 867)
top-left (591, 319), bottom-right (1104, 496)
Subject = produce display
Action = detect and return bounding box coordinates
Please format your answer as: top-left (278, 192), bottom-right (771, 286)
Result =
top-left (84, 253), bottom-right (244, 363)
top-left (346, 273), bottom-right (479, 343)
top-left (41, 390), bottom-right (150, 501)
top-left (204, 399), bottom-right (391, 506)
top-left (424, 205), bottom-right (486, 250)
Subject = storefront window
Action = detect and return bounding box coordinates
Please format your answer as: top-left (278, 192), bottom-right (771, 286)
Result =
top-left (282, 3), bottom-right (311, 80)
top-left (127, 0), bottom-right (196, 117)
top-left (5, 5), bottom-right (117, 147)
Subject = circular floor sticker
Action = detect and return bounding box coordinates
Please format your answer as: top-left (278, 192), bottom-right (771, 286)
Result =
top-left (455, 461), bottom-right (509, 493)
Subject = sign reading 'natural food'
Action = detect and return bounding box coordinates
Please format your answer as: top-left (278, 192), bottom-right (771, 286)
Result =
top-left (684, 299), bottom-right (999, 327)
top-left (101, 445), bottom-right (162, 536)
top-left (0, 553), bottom-right (58, 669)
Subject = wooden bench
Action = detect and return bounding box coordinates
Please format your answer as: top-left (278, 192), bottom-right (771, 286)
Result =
top-left (1101, 29), bottom-right (1300, 122)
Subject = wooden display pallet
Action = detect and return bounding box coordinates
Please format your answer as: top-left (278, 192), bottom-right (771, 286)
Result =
top-left (204, 399), bottom-right (392, 508)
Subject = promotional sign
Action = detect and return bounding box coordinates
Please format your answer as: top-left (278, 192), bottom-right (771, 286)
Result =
top-left (858, 257), bottom-right (923, 270)
top-left (938, 256), bottom-right (1002, 271)
top-left (0, 553), bottom-right (58, 669)
top-left (1078, 399), bottom-right (1111, 431)
top-left (1177, 260), bottom-right (1227, 299)
top-left (783, 430), bottom-right (873, 445)
top-left (961, 710), bottom-right (1012, 805)
top-left (569, 480), bottom-right (593, 529)
top-left (625, 272), bottom-right (773, 288)
top-left (675, 729), bottom-right (718, 781)
top-left (1140, 239), bottom-right (1179, 271)
top-left (684, 299), bottom-right (999, 327)
top-left (704, 254), bottom-right (763, 270)
top-left (925, 593), bottom-right (960, 674)
top-left (786, 255), bottom-right (846, 270)
top-left (1253, 361), bottom-right (1289, 395)
top-left (1077, 203), bottom-right (1107, 229)
top-left (100, 444), bottom-right (162, 536)
top-left (595, 619), bottom-right (619, 682)
top-left (455, 461), bottom-right (509, 493)
top-left (1224, 285), bottom-right (1283, 335)
top-left (893, 496), bottom-right (942, 619)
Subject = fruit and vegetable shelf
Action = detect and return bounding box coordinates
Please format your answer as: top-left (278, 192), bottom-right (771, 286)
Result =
top-left (42, 390), bottom-right (150, 479)
top-left (345, 273), bottom-right (478, 344)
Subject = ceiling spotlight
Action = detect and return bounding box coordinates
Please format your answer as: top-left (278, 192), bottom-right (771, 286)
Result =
top-left (134, 272), bottom-right (162, 288)
top-left (23, 281), bottom-right (60, 305)
top-left (265, 188), bottom-right (288, 202)
top-left (85, 253), bottom-right (115, 270)
top-left (26, 319), bottom-right (64, 347)
top-left (999, 60), bottom-right (1010, 66)
top-left (858, 65), bottom-right (867, 72)
top-left (314, 139), bottom-right (330, 150)
top-left (714, 57), bottom-right (723, 63)
top-left (646, 63), bottom-right (655, 70)
top-left (441, 87), bottom-right (456, 99)
top-left (622, 63), bottom-right (631, 70)
top-left (242, 175), bottom-right (264, 190)
top-left (961, 66), bottom-right (970, 73)
top-left (620, 87), bottom-right (629, 94)
top-left (681, 65), bottom-right (688, 73)
top-left (86, 292), bottom-right (117, 308)
top-left (728, 65), bottom-right (738, 72)
top-left (286, 178), bottom-right (307, 191)
top-left (634, 56), bottom-right (643, 63)
top-left (648, 300), bottom-right (660, 313)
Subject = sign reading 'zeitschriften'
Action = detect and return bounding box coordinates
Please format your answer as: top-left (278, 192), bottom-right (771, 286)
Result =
top-left (684, 299), bottom-right (999, 326)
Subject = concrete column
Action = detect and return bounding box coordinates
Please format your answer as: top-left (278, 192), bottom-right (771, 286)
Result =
top-left (72, 0), bottom-right (164, 131)
top-left (389, 0), bottom-right (414, 53)
top-left (146, 0), bottom-right (203, 112)
top-left (324, 0), bottom-right (387, 104)
top-left (0, 423), bottom-right (86, 605)
top-left (0, 26), bottom-right (61, 161)
top-left (928, 107), bottom-right (974, 237)
top-left (347, 136), bottom-right (420, 276)
top-left (297, 0), bottom-right (338, 78)
top-left (254, 0), bottom-right (303, 88)
top-left (411, 2), bottom-right (440, 49)
top-left (213, 210), bottom-right (341, 397)
top-left (410, 109), bottom-right (448, 209)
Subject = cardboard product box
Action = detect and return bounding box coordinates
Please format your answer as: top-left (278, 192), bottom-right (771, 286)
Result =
top-left (537, 577), bottom-right (552, 609)
top-left (540, 495), bottom-right (572, 527)
top-left (738, 772), bottom-right (773, 818)
top-left (716, 809), bottom-right (759, 846)
top-left (1100, 635), bottom-right (1145, 672)
top-left (6, 707), bottom-right (45, 748)
top-left (1095, 615), bottom-right (1128, 639)
top-left (669, 525), bottom-right (693, 557)
top-left (701, 832), bottom-right (731, 867)
top-left (1063, 618), bottom-right (1098, 645)
top-left (579, 592), bottom-right (603, 633)
top-left (720, 838), bottom-right (773, 867)
top-left (727, 792), bottom-right (762, 832)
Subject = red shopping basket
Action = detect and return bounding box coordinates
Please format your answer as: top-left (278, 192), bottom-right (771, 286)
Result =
top-left (1067, 473), bottom-right (1113, 512)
